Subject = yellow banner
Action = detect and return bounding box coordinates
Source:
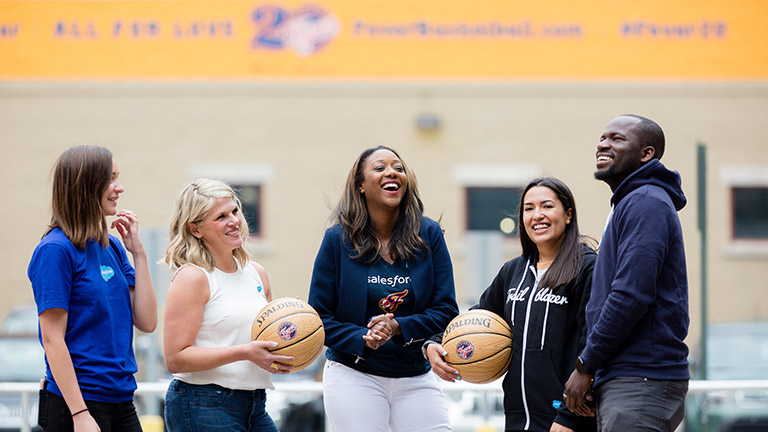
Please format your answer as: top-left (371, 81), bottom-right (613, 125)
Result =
top-left (0, 0), bottom-right (766, 79)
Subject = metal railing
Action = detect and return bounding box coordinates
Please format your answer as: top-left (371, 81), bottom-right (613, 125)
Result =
top-left (2, 380), bottom-right (768, 432)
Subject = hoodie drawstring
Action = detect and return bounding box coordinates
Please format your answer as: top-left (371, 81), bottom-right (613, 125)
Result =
top-left (509, 258), bottom-right (530, 326)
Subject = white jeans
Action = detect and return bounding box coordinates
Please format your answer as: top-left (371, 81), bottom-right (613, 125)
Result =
top-left (322, 360), bottom-right (451, 432)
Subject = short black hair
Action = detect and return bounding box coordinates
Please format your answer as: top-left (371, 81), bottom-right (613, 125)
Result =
top-left (622, 114), bottom-right (665, 160)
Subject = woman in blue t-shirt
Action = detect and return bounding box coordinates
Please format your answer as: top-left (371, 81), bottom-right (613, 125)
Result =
top-left (28, 146), bottom-right (157, 432)
top-left (308, 146), bottom-right (459, 432)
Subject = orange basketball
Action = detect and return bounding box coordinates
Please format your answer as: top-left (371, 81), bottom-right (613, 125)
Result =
top-left (251, 297), bottom-right (325, 373)
top-left (441, 309), bottom-right (513, 384)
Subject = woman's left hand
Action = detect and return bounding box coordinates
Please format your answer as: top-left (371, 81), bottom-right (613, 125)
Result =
top-left (111, 210), bottom-right (144, 255)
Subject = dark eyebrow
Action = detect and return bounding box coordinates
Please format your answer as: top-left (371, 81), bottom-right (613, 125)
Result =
top-left (370, 158), bottom-right (401, 165)
top-left (523, 199), bottom-right (555, 206)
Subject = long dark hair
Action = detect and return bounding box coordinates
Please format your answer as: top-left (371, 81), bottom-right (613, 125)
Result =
top-left (333, 146), bottom-right (427, 262)
top-left (518, 177), bottom-right (593, 290)
top-left (46, 146), bottom-right (113, 249)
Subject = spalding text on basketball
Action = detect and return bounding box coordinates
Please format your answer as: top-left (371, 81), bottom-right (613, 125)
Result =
top-left (444, 316), bottom-right (491, 336)
top-left (254, 300), bottom-right (306, 327)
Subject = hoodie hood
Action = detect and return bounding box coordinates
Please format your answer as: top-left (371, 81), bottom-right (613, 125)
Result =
top-left (611, 159), bottom-right (687, 211)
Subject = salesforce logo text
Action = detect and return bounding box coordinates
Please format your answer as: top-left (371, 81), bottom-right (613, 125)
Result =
top-left (368, 275), bottom-right (411, 288)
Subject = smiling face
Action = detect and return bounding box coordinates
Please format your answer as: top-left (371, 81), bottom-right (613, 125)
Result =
top-left (100, 158), bottom-right (124, 216)
top-left (358, 149), bottom-right (408, 211)
top-left (189, 196), bottom-right (244, 255)
top-left (522, 186), bottom-right (572, 256)
top-left (595, 115), bottom-right (655, 191)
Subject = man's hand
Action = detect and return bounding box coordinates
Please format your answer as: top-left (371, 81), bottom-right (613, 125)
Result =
top-left (563, 369), bottom-right (595, 417)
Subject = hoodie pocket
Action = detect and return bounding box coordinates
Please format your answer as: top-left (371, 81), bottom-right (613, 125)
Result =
top-left (523, 349), bottom-right (564, 416)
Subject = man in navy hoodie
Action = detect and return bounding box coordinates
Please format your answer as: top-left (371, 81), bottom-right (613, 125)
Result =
top-left (564, 114), bottom-right (690, 432)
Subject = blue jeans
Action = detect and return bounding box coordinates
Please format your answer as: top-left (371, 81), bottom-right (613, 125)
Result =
top-left (164, 380), bottom-right (278, 432)
top-left (595, 377), bottom-right (688, 432)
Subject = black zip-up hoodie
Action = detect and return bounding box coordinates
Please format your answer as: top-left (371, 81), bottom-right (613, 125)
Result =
top-left (476, 246), bottom-right (596, 432)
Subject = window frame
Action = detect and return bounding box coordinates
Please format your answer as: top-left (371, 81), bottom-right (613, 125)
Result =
top-left (720, 166), bottom-right (768, 257)
top-left (452, 163), bottom-right (540, 237)
top-left (464, 186), bottom-right (523, 237)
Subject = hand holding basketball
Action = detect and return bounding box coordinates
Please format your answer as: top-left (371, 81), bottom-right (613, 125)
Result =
top-left (426, 342), bottom-right (460, 383)
top-left (441, 309), bottom-right (513, 384)
top-left (251, 298), bottom-right (325, 373)
top-left (244, 340), bottom-right (295, 374)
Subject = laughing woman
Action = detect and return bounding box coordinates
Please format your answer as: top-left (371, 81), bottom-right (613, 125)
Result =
top-left (29, 145), bottom-right (157, 432)
top-left (308, 146), bottom-right (459, 432)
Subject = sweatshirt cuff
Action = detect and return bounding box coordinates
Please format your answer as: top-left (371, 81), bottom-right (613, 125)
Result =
top-left (579, 351), bottom-right (598, 373)
top-left (553, 408), bottom-right (579, 431)
top-left (422, 340), bottom-right (440, 359)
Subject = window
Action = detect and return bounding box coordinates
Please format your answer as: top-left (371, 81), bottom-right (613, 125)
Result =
top-left (232, 184), bottom-right (261, 237)
top-left (720, 166), bottom-right (768, 257)
top-left (732, 187), bottom-right (768, 239)
top-left (452, 163), bottom-right (539, 237)
top-left (466, 187), bottom-right (522, 236)
top-left (453, 164), bottom-right (539, 303)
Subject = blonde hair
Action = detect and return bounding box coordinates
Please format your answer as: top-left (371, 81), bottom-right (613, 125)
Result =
top-left (165, 178), bottom-right (250, 272)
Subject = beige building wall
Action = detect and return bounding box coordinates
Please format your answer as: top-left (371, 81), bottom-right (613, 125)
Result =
top-left (2, 82), bottom-right (767, 351)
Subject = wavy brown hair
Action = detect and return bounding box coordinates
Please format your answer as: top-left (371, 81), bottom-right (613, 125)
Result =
top-left (45, 146), bottom-right (113, 249)
top-left (518, 177), bottom-right (595, 290)
top-left (333, 146), bottom-right (427, 263)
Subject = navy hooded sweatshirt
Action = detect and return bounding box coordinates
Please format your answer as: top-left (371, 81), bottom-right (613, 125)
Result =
top-left (581, 159), bottom-right (690, 388)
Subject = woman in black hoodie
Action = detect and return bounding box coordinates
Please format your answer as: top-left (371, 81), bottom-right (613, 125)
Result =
top-left (426, 177), bottom-right (597, 432)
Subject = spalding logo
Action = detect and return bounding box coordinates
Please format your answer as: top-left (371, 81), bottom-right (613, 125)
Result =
top-left (444, 317), bottom-right (491, 336)
top-left (278, 321), bottom-right (298, 341)
top-left (456, 340), bottom-right (475, 360)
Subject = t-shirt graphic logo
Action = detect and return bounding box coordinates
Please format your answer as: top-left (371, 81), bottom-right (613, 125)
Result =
top-left (378, 289), bottom-right (409, 313)
top-left (100, 265), bottom-right (114, 282)
top-left (278, 321), bottom-right (297, 341)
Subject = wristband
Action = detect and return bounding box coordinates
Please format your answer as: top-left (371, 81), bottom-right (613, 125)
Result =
top-left (72, 408), bottom-right (89, 417)
top-left (574, 356), bottom-right (595, 375)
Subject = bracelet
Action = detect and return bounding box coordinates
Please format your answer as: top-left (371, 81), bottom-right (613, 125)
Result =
top-left (71, 408), bottom-right (89, 417)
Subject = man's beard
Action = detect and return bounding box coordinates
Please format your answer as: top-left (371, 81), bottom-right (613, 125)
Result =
top-left (594, 166), bottom-right (614, 181)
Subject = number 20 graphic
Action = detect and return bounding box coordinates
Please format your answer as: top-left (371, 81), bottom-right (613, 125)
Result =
top-left (251, 5), bottom-right (339, 55)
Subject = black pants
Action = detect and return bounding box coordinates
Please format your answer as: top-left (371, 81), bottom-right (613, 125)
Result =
top-left (39, 387), bottom-right (142, 432)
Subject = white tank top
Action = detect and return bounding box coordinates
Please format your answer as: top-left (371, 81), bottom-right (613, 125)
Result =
top-left (172, 260), bottom-right (274, 390)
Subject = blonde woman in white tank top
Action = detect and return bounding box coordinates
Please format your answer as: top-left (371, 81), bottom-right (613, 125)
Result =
top-left (162, 179), bottom-right (294, 432)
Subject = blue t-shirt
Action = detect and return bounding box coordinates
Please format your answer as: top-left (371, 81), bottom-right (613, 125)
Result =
top-left (28, 228), bottom-right (138, 403)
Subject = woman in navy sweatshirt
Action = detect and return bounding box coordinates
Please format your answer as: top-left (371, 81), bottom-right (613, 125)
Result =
top-left (308, 146), bottom-right (459, 432)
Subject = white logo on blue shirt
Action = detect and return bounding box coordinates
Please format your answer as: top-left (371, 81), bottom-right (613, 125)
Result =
top-left (100, 265), bottom-right (115, 282)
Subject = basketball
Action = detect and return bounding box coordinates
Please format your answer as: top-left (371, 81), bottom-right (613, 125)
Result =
top-left (251, 297), bottom-right (325, 373)
top-left (441, 309), bottom-right (513, 384)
